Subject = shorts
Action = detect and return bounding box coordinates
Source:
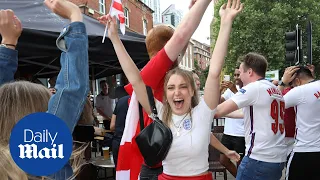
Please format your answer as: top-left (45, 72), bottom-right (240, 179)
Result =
top-left (286, 152), bottom-right (320, 180)
top-left (221, 134), bottom-right (245, 157)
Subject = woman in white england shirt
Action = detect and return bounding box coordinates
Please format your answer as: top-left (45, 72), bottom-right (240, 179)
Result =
top-left (103, 0), bottom-right (243, 179)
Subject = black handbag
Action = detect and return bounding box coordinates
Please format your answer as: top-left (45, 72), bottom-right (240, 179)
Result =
top-left (135, 86), bottom-right (173, 167)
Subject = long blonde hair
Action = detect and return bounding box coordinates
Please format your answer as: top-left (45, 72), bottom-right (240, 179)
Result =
top-left (0, 81), bottom-right (51, 141)
top-left (162, 68), bottom-right (199, 126)
top-left (0, 81), bottom-right (88, 179)
top-left (0, 141), bottom-right (28, 180)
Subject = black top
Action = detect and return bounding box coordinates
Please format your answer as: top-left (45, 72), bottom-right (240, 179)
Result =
top-left (73, 125), bottom-right (95, 142)
top-left (113, 95), bottom-right (130, 137)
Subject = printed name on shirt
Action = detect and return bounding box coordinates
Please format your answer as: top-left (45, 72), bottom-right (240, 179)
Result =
top-left (314, 91), bottom-right (320, 99)
top-left (239, 89), bottom-right (246, 94)
top-left (267, 88), bottom-right (283, 100)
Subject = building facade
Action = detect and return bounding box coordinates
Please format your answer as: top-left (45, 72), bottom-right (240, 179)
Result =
top-left (141, 0), bottom-right (161, 24)
top-left (162, 4), bottom-right (182, 27)
top-left (179, 41), bottom-right (195, 71)
top-left (193, 39), bottom-right (211, 69)
top-left (69, 0), bottom-right (154, 35)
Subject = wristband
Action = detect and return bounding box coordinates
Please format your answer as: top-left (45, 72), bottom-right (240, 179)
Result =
top-left (0, 44), bottom-right (16, 48)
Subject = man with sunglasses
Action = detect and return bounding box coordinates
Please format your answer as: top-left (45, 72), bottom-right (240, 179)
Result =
top-left (219, 68), bottom-right (245, 177)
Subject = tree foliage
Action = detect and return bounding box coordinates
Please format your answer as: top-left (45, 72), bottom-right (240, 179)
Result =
top-left (211, 0), bottom-right (320, 78)
top-left (193, 60), bottom-right (209, 89)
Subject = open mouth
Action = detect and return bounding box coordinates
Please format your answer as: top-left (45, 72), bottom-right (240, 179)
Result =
top-left (173, 99), bottom-right (184, 109)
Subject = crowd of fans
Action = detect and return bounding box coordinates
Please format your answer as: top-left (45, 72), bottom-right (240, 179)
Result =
top-left (0, 0), bottom-right (319, 180)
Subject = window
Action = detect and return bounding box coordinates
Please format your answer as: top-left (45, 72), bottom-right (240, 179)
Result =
top-left (124, 8), bottom-right (129, 27)
top-left (99, 0), bottom-right (105, 14)
top-left (143, 19), bottom-right (147, 35)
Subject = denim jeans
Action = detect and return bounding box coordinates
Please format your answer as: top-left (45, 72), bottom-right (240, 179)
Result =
top-left (236, 156), bottom-right (285, 180)
top-left (0, 22), bottom-right (89, 180)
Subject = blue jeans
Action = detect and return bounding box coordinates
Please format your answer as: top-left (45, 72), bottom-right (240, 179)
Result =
top-left (0, 22), bottom-right (89, 180)
top-left (236, 156), bottom-right (285, 180)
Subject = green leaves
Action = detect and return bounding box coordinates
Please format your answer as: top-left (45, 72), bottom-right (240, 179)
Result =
top-left (211, 0), bottom-right (320, 78)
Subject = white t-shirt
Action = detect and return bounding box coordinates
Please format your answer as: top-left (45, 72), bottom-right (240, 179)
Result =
top-left (155, 98), bottom-right (216, 176)
top-left (222, 88), bottom-right (245, 137)
top-left (231, 80), bottom-right (287, 163)
top-left (284, 80), bottom-right (320, 152)
top-left (95, 93), bottom-right (115, 118)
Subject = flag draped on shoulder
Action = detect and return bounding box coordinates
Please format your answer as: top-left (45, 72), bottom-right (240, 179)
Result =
top-left (116, 92), bottom-right (143, 180)
top-left (110, 0), bottom-right (126, 35)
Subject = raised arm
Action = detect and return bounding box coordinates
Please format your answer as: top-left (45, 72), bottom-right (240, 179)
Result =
top-left (45, 0), bottom-right (89, 132)
top-left (204, 0), bottom-right (243, 110)
top-left (101, 15), bottom-right (152, 114)
top-left (164, 0), bottom-right (212, 60)
top-left (0, 10), bottom-right (22, 85)
top-left (278, 66), bottom-right (299, 91)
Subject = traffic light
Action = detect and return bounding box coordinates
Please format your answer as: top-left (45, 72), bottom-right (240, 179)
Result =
top-left (285, 25), bottom-right (302, 64)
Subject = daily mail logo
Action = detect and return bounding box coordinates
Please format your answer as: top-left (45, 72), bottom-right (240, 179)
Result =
top-left (9, 113), bottom-right (72, 176)
top-left (18, 129), bottom-right (64, 159)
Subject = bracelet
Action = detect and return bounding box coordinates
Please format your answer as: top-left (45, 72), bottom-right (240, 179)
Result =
top-left (5, 44), bottom-right (16, 48)
top-left (0, 43), bottom-right (16, 48)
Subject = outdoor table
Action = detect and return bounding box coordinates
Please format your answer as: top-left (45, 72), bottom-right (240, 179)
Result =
top-left (90, 155), bottom-right (115, 179)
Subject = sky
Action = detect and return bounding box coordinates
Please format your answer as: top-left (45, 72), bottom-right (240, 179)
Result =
top-left (160, 0), bottom-right (215, 45)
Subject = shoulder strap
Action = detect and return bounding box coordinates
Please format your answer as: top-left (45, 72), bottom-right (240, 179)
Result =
top-left (138, 103), bottom-right (144, 131)
top-left (138, 86), bottom-right (159, 131)
top-left (146, 86), bottom-right (158, 116)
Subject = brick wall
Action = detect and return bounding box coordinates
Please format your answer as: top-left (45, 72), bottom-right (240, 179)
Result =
top-left (123, 0), bottom-right (153, 35)
top-left (68, 0), bottom-right (153, 35)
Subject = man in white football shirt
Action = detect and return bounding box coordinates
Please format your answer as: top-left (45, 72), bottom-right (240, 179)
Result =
top-left (281, 66), bottom-right (320, 180)
top-left (214, 53), bottom-right (287, 180)
top-left (219, 68), bottom-right (245, 177)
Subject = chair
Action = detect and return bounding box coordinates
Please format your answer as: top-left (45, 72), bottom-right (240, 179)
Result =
top-left (208, 126), bottom-right (227, 180)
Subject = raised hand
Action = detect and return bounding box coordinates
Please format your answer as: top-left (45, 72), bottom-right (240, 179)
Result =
top-left (306, 64), bottom-right (315, 78)
top-left (44, 0), bottom-right (82, 22)
top-left (98, 14), bottom-right (118, 41)
top-left (282, 66), bottom-right (299, 85)
top-left (222, 81), bottom-right (238, 93)
top-left (220, 81), bottom-right (229, 89)
top-left (0, 10), bottom-right (22, 47)
top-left (225, 150), bottom-right (241, 162)
top-left (219, 0), bottom-right (243, 23)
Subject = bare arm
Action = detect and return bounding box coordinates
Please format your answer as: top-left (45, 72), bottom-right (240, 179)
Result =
top-left (215, 99), bottom-right (239, 118)
top-left (210, 133), bottom-right (229, 154)
top-left (224, 109), bottom-right (244, 119)
top-left (102, 15), bottom-right (151, 114)
top-left (210, 133), bottom-right (240, 161)
top-left (204, 0), bottom-right (243, 110)
top-left (0, 10), bottom-right (21, 85)
top-left (110, 114), bottom-right (116, 131)
top-left (96, 108), bottom-right (110, 120)
top-left (277, 85), bottom-right (285, 92)
top-left (164, 0), bottom-right (212, 61)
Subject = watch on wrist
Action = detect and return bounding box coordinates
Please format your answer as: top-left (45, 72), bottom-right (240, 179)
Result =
top-left (279, 81), bottom-right (286, 86)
